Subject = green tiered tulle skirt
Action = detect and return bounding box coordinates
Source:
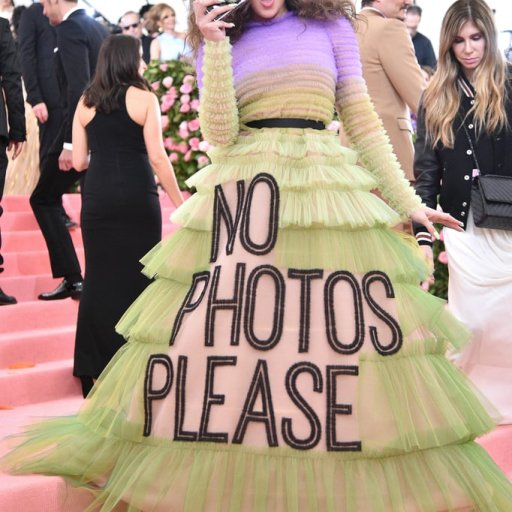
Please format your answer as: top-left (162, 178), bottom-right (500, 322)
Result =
top-left (2, 128), bottom-right (512, 511)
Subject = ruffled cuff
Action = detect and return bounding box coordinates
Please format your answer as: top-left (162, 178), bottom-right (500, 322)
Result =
top-left (199, 39), bottom-right (239, 147)
top-left (338, 78), bottom-right (423, 218)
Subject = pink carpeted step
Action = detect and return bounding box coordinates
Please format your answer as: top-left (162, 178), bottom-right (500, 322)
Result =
top-left (1, 248), bottom-right (85, 277)
top-left (0, 325), bottom-right (75, 369)
top-left (0, 396), bottom-right (96, 512)
top-left (1, 211), bottom-right (40, 231)
top-left (2, 228), bottom-right (83, 252)
top-left (0, 398), bottom-right (83, 450)
top-left (0, 300), bottom-right (78, 334)
top-left (0, 473), bottom-right (96, 512)
top-left (478, 425), bottom-right (512, 478)
top-left (0, 275), bottom-right (62, 302)
top-left (0, 359), bottom-right (81, 406)
top-left (3, 193), bottom-right (81, 210)
top-left (2, 195), bottom-right (33, 212)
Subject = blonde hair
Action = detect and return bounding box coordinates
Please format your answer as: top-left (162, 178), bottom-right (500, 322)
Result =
top-left (147, 3), bottom-right (177, 34)
top-left (423, 0), bottom-right (508, 148)
top-left (187, 0), bottom-right (355, 53)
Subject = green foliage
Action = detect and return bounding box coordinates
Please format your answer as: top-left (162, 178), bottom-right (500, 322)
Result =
top-left (144, 60), bottom-right (211, 190)
top-left (429, 227), bottom-right (449, 300)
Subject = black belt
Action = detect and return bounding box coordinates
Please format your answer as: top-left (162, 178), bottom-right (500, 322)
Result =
top-left (246, 118), bottom-right (326, 130)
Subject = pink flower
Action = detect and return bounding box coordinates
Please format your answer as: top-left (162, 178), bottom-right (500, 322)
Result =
top-left (164, 137), bottom-right (173, 150)
top-left (178, 126), bottom-right (189, 139)
top-left (189, 137), bottom-right (201, 150)
top-left (160, 100), bottom-right (172, 113)
top-left (162, 76), bottom-right (174, 88)
top-left (180, 103), bottom-right (191, 113)
top-left (161, 116), bottom-right (169, 131)
top-left (190, 99), bottom-right (200, 111)
top-left (151, 81), bottom-right (161, 91)
top-left (198, 140), bottom-right (210, 152)
top-left (160, 89), bottom-right (177, 112)
top-left (198, 155), bottom-right (209, 167)
top-left (180, 83), bottom-right (193, 94)
top-left (187, 119), bottom-right (200, 131)
top-left (184, 150), bottom-right (192, 162)
top-left (178, 142), bottom-right (189, 154)
top-left (183, 74), bottom-right (195, 85)
top-left (180, 94), bottom-right (191, 104)
top-left (159, 63), bottom-right (169, 72)
top-left (169, 152), bottom-right (179, 162)
top-left (438, 251), bottom-right (448, 265)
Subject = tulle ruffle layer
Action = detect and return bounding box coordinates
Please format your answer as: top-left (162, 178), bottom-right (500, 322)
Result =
top-left (3, 419), bottom-right (511, 512)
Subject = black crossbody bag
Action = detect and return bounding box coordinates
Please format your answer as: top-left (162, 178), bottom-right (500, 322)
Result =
top-left (462, 123), bottom-right (512, 230)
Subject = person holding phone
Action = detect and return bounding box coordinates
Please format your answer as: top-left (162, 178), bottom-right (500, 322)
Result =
top-left (3, 0), bottom-right (512, 510)
top-left (414, 0), bottom-right (512, 425)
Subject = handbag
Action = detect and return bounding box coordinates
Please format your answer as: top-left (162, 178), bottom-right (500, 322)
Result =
top-left (462, 123), bottom-right (512, 230)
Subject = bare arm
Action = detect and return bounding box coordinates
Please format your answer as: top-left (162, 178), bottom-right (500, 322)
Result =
top-left (143, 93), bottom-right (184, 207)
top-left (150, 38), bottom-right (160, 61)
top-left (71, 98), bottom-right (90, 171)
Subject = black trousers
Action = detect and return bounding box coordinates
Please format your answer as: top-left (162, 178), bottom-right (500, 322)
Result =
top-left (30, 149), bottom-right (82, 279)
top-left (38, 107), bottom-right (64, 171)
top-left (0, 139), bottom-right (8, 274)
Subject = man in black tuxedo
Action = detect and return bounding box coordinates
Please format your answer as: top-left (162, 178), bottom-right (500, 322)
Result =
top-left (0, 18), bottom-right (26, 306)
top-left (17, 3), bottom-right (77, 229)
top-left (31, 0), bottom-right (107, 301)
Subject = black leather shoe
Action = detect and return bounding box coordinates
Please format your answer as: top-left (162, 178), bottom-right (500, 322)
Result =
top-left (38, 279), bottom-right (83, 301)
top-left (0, 288), bottom-right (17, 306)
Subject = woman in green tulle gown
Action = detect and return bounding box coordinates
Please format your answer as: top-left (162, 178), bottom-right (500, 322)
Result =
top-left (2, 0), bottom-right (512, 510)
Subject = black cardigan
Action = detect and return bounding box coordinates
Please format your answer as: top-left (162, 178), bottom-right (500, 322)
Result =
top-left (413, 74), bottom-right (512, 245)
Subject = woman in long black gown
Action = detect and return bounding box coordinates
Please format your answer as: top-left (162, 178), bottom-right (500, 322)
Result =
top-left (72, 35), bottom-right (184, 396)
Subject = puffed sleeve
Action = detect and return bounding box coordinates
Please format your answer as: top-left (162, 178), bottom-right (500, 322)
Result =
top-left (196, 39), bottom-right (239, 147)
top-left (328, 17), bottom-right (422, 218)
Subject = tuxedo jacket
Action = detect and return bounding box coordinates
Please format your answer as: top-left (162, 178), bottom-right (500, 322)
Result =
top-left (353, 9), bottom-right (425, 181)
top-left (55, 9), bottom-right (108, 146)
top-left (18, 3), bottom-right (62, 110)
top-left (0, 17), bottom-right (25, 142)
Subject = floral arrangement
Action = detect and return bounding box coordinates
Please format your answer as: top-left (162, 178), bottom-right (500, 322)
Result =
top-left (429, 228), bottom-right (449, 299)
top-left (144, 60), bottom-right (211, 190)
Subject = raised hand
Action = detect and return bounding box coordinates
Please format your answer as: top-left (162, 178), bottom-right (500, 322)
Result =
top-left (193, 0), bottom-right (236, 41)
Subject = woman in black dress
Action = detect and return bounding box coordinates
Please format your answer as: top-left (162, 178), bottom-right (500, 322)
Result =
top-left (72, 35), bottom-right (184, 397)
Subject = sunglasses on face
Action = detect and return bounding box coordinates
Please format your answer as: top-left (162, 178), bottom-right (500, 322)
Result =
top-left (122, 22), bottom-right (140, 31)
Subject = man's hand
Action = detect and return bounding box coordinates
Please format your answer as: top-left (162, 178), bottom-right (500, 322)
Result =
top-left (8, 140), bottom-right (24, 160)
top-left (32, 102), bottom-right (49, 124)
top-left (58, 148), bottom-right (73, 171)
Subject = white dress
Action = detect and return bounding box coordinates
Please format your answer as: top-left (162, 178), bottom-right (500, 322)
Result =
top-left (444, 210), bottom-right (512, 424)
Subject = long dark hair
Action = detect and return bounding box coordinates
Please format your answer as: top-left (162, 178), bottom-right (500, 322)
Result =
top-left (83, 35), bottom-right (151, 114)
top-left (188, 0), bottom-right (355, 52)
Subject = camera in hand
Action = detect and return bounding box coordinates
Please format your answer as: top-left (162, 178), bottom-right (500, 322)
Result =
top-left (205, 0), bottom-right (248, 21)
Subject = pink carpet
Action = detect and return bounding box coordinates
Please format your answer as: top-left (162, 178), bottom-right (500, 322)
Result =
top-left (0, 194), bottom-right (510, 511)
